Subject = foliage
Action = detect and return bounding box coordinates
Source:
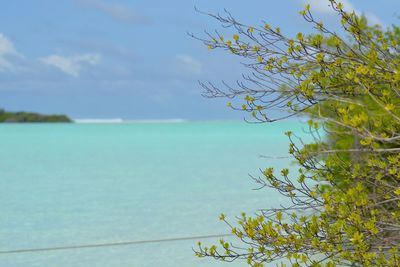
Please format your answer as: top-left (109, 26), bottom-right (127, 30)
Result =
top-left (0, 109), bottom-right (71, 123)
top-left (194, 1), bottom-right (400, 266)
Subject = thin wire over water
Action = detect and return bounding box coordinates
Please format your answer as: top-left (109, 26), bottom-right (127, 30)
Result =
top-left (0, 234), bottom-right (233, 254)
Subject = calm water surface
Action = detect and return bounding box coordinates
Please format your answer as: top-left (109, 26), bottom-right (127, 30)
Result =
top-left (0, 121), bottom-right (308, 267)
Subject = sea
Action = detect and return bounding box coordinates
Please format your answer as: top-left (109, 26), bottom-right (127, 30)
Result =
top-left (0, 120), bottom-right (309, 267)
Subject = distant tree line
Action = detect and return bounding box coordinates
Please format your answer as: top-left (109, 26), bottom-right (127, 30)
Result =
top-left (0, 109), bottom-right (71, 123)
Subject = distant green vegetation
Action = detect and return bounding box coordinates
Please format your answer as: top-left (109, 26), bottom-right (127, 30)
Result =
top-left (0, 109), bottom-right (72, 123)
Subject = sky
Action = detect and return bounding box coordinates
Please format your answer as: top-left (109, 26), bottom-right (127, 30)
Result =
top-left (0, 0), bottom-right (398, 120)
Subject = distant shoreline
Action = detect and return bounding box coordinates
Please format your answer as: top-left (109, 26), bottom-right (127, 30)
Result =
top-left (0, 109), bottom-right (71, 123)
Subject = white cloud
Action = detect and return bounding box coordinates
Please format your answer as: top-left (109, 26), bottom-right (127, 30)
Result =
top-left (301, 0), bottom-right (383, 25)
top-left (175, 55), bottom-right (203, 75)
top-left (77, 0), bottom-right (148, 24)
top-left (0, 33), bottom-right (19, 56)
top-left (0, 33), bottom-right (23, 72)
top-left (40, 53), bottom-right (101, 77)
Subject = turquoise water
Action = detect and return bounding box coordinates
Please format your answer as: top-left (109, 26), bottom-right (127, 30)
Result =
top-left (0, 121), bottom-right (307, 267)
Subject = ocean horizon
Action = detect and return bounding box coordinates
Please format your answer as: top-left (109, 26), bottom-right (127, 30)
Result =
top-left (0, 121), bottom-right (308, 266)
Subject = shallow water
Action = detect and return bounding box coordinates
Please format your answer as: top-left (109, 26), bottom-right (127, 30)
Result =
top-left (0, 121), bottom-right (308, 266)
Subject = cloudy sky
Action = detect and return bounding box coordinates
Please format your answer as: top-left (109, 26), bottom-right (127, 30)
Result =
top-left (0, 0), bottom-right (398, 120)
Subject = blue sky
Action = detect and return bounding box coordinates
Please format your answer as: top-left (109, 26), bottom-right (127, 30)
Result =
top-left (0, 0), bottom-right (398, 120)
